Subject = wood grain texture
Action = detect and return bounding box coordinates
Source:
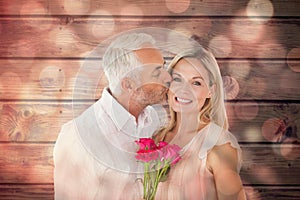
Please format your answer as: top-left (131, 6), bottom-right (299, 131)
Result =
top-left (0, 143), bottom-right (54, 184)
top-left (0, 60), bottom-right (299, 100)
top-left (0, 0), bottom-right (299, 17)
top-left (0, 143), bottom-right (299, 185)
top-left (0, 0), bottom-right (299, 198)
top-left (0, 102), bottom-right (89, 142)
top-left (0, 18), bottom-right (299, 58)
top-left (245, 186), bottom-right (300, 200)
top-left (0, 185), bottom-right (299, 200)
top-left (241, 144), bottom-right (300, 185)
top-left (0, 102), bottom-right (299, 143)
top-left (0, 184), bottom-right (54, 200)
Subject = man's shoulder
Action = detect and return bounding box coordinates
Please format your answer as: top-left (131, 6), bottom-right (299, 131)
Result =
top-left (56, 119), bottom-right (77, 143)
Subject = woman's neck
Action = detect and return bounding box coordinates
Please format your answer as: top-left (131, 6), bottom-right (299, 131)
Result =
top-left (175, 112), bottom-right (200, 135)
top-left (164, 112), bottom-right (201, 147)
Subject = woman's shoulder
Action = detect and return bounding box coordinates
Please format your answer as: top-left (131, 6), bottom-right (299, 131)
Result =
top-left (208, 122), bottom-right (243, 171)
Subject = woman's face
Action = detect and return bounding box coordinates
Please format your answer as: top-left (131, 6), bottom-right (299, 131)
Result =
top-left (169, 57), bottom-right (211, 114)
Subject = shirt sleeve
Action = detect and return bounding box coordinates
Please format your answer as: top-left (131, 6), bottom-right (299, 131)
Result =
top-left (53, 121), bottom-right (99, 199)
top-left (215, 130), bottom-right (243, 172)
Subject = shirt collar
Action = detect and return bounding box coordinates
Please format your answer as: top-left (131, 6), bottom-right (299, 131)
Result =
top-left (97, 88), bottom-right (155, 134)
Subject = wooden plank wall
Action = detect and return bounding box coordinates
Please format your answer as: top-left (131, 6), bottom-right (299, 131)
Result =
top-left (0, 0), bottom-right (299, 199)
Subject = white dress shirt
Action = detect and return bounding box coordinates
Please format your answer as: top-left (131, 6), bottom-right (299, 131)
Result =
top-left (53, 88), bottom-right (167, 199)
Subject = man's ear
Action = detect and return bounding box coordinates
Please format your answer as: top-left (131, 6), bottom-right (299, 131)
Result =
top-left (208, 84), bottom-right (216, 98)
top-left (121, 78), bottom-right (135, 92)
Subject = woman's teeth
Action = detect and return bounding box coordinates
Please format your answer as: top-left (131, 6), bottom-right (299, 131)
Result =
top-left (176, 97), bottom-right (192, 103)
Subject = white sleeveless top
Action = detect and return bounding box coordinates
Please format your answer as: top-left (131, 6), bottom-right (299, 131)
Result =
top-left (154, 122), bottom-right (242, 200)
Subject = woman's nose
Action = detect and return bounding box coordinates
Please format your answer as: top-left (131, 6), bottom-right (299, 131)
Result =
top-left (175, 80), bottom-right (191, 91)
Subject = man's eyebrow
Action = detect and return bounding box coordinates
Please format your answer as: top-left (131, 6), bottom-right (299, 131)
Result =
top-left (172, 72), bottom-right (182, 76)
top-left (154, 65), bottom-right (163, 70)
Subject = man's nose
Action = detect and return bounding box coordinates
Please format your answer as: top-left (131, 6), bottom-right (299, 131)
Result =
top-left (161, 69), bottom-right (172, 87)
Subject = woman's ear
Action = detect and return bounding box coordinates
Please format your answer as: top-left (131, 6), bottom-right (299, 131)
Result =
top-left (208, 84), bottom-right (216, 98)
top-left (121, 78), bottom-right (135, 92)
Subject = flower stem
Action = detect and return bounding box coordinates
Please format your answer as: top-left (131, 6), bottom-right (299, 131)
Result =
top-left (143, 163), bottom-right (149, 199)
top-left (149, 162), bottom-right (170, 200)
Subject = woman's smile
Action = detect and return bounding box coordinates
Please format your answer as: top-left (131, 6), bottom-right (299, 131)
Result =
top-left (174, 96), bottom-right (193, 104)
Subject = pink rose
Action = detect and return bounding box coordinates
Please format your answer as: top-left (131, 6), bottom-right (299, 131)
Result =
top-left (157, 141), bottom-right (168, 149)
top-left (135, 149), bottom-right (159, 163)
top-left (135, 138), bottom-right (181, 164)
top-left (135, 138), bottom-right (157, 150)
top-left (135, 138), bottom-right (160, 163)
top-left (135, 137), bottom-right (182, 199)
top-left (158, 144), bottom-right (181, 165)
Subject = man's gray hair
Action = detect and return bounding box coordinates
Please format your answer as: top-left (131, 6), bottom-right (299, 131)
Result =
top-left (102, 33), bottom-right (156, 94)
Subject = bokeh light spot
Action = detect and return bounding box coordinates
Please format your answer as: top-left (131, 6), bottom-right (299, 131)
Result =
top-left (165, 0), bottom-right (190, 14)
top-left (209, 35), bottom-right (232, 58)
top-left (90, 10), bottom-right (115, 38)
top-left (20, 2), bottom-right (47, 15)
top-left (234, 102), bottom-right (259, 121)
top-left (39, 66), bottom-right (65, 88)
top-left (52, 28), bottom-right (77, 50)
top-left (120, 4), bottom-right (144, 16)
top-left (231, 17), bottom-right (265, 43)
top-left (246, 0), bottom-right (274, 20)
top-left (64, 0), bottom-right (90, 15)
top-left (262, 118), bottom-right (286, 142)
top-left (250, 165), bottom-right (278, 184)
top-left (287, 48), bottom-right (300, 72)
top-left (244, 126), bottom-right (264, 141)
top-left (227, 60), bottom-right (251, 79)
top-left (280, 139), bottom-right (300, 160)
top-left (20, 1), bottom-right (53, 32)
top-left (222, 76), bottom-right (239, 100)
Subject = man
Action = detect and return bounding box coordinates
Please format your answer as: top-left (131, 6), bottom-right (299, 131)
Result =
top-left (53, 32), bottom-right (171, 199)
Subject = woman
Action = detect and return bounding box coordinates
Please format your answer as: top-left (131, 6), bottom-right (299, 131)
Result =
top-left (154, 47), bottom-right (247, 199)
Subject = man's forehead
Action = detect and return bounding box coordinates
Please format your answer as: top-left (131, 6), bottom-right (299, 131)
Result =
top-left (134, 47), bottom-right (164, 65)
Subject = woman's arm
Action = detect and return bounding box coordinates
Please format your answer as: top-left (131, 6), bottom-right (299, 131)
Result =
top-left (207, 143), bottom-right (247, 200)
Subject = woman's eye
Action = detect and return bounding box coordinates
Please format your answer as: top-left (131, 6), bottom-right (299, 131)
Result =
top-left (193, 81), bottom-right (201, 86)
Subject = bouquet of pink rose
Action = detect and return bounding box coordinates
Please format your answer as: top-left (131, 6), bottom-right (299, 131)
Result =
top-left (135, 138), bottom-right (181, 200)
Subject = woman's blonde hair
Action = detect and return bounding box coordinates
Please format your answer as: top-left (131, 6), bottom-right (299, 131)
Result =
top-left (155, 47), bottom-right (228, 141)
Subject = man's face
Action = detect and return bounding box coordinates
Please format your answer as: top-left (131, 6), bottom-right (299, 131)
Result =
top-left (132, 47), bottom-right (171, 105)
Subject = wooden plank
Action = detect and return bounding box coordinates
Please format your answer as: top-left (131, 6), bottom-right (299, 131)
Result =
top-left (0, 18), bottom-right (299, 58)
top-left (0, 185), bottom-right (299, 200)
top-left (0, 0), bottom-right (299, 17)
top-left (226, 102), bottom-right (300, 143)
top-left (245, 186), bottom-right (300, 200)
top-left (0, 143), bottom-right (299, 185)
top-left (0, 60), bottom-right (107, 101)
top-left (241, 144), bottom-right (300, 185)
top-left (0, 102), bottom-right (90, 142)
top-left (0, 143), bottom-right (54, 184)
top-left (0, 60), bottom-right (299, 100)
top-left (0, 184), bottom-right (53, 200)
top-left (0, 102), bottom-right (299, 143)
